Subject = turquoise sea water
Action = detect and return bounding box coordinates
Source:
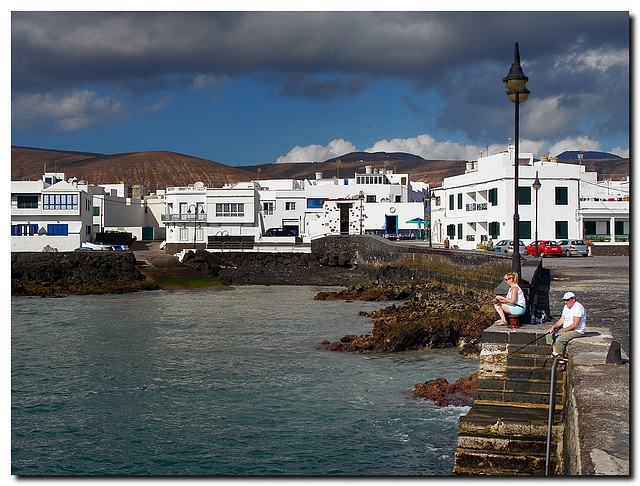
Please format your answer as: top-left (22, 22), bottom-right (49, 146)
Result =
top-left (11, 286), bottom-right (478, 476)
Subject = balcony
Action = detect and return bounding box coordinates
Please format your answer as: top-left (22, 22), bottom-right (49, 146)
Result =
top-left (161, 212), bottom-right (207, 222)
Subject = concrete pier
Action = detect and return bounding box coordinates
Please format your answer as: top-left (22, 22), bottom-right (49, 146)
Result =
top-left (453, 256), bottom-right (629, 475)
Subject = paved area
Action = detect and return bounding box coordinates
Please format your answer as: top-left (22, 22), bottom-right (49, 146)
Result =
top-left (540, 255), bottom-right (629, 475)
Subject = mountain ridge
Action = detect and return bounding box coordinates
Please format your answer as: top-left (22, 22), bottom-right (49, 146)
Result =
top-left (11, 146), bottom-right (629, 192)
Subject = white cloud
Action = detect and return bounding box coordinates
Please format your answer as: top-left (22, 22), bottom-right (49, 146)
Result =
top-left (609, 147), bottom-right (629, 158)
top-left (277, 139), bottom-right (357, 163)
top-left (12, 90), bottom-right (129, 132)
top-left (11, 89), bottom-right (173, 133)
top-left (365, 134), bottom-right (486, 160)
top-left (546, 137), bottom-right (602, 158)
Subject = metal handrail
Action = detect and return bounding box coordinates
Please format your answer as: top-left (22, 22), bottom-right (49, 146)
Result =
top-left (546, 356), bottom-right (567, 475)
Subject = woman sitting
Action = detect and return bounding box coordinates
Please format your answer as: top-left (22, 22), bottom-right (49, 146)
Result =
top-left (493, 272), bottom-right (526, 325)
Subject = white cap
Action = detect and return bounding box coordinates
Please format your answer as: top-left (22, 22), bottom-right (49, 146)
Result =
top-left (562, 292), bottom-right (576, 300)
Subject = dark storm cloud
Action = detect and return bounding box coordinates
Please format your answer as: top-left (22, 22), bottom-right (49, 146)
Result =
top-left (11, 11), bottom-right (629, 146)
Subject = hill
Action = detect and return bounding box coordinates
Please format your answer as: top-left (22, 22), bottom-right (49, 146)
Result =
top-left (11, 146), bottom-right (629, 192)
top-left (557, 150), bottom-right (621, 160)
top-left (11, 147), bottom-right (256, 191)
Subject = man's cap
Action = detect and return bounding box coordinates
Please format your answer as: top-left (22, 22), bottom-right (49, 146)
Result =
top-left (562, 292), bottom-right (576, 300)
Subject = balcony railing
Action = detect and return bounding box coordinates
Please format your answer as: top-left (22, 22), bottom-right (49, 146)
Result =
top-left (466, 202), bottom-right (488, 211)
top-left (161, 213), bottom-right (207, 222)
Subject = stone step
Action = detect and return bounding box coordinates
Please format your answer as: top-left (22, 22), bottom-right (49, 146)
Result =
top-left (458, 403), bottom-right (563, 436)
top-left (477, 377), bottom-right (563, 395)
top-left (453, 448), bottom-right (558, 475)
top-left (457, 432), bottom-right (550, 455)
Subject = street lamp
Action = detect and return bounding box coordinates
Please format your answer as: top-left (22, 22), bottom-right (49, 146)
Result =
top-left (186, 204), bottom-right (204, 251)
top-left (503, 42), bottom-right (530, 277)
top-left (532, 171), bottom-right (542, 257)
top-left (427, 189), bottom-right (435, 247)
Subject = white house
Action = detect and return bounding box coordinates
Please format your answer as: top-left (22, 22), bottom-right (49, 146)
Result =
top-left (161, 167), bottom-right (430, 252)
top-left (430, 145), bottom-right (629, 250)
top-left (11, 173), bottom-right (95, 252)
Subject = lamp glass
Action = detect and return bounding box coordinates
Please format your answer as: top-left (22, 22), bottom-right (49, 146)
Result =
top-left (504, 78), bottom-right (527, 92)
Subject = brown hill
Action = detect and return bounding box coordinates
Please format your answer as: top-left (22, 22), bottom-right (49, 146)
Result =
top-left (11, 147), bottom-right (256, 191)
top-left (11, 146), bottom-right (628, 192)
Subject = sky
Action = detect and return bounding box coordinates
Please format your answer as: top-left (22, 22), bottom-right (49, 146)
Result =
top-left (10, 9), bottom-right (631, 167)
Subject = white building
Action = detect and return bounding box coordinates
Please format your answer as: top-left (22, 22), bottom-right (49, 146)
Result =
top-left (162, 167), bottom-right (430, 252)
top-left (11, 173), bottom-right (166, 252)
top-left (430, 146), bottom-right (629, 250)
top-left (11, 173), bottom-right (95, 252)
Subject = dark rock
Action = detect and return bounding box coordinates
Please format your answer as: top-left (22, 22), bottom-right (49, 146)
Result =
top-left (413, 372), bottom-right (477, 406)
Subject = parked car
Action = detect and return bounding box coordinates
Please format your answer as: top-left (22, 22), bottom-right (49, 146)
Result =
top-left (494, 239), bottom-right (527, 255)
top-left (557, 239), bottom-right (589, 257)
top-left (526, 240), bottom-right (563, 257)
top-left (265, 228), bottom-right (296, 237)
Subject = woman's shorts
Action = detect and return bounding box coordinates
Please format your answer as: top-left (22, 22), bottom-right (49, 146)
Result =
top-left (508, 304), bottom-right (526, 315)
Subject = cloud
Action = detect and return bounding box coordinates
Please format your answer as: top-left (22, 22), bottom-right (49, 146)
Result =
top-left (278, 133), bottom-right (625, 164)
top-left (277, 139), bottom-right (357, 163)
top-left (11, 89), bottom-right (169, 133)
top-left (11, 12), bottom-right (629, 153)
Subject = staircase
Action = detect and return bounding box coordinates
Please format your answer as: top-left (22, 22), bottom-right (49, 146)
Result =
top-left (453, 324), bottom-right (566, 475)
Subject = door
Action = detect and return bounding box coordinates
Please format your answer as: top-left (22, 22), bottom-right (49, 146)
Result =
top-left (338, 203), bottom-right (352, 235)
top-left (385, 215), bottom-right (398, 235)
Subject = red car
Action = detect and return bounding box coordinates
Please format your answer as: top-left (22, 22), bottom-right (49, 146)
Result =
top-left (526, 240), bottom-right (563, 257)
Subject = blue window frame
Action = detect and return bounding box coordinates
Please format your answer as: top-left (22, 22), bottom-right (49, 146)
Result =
top-left (307, 198), bottom-right (325, 208)
top-left (47, 224), bottom-right (69, 236)
top-left (43, 194), bottom-right (78, 210)
top-left (11, 224), bottom-right (38, 236)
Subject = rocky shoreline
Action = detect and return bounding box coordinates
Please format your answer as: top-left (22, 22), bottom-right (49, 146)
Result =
top-left (12, 249), bottom-right (491, 406)
top-left (316, 281), bottom-right (493, 353)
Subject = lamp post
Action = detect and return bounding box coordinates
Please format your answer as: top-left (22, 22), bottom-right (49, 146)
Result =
top-left (503, 42), bottom-right (530, 277)
top-left (427, 189), bottom-right (434, 247)
top-left (186, 203), bottom-right (204, 251)
top-left (532, 171), bottom-right (542, 257)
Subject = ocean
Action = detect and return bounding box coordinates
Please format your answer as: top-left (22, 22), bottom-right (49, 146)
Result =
top-left (11, 285), bottom-right (478, 476)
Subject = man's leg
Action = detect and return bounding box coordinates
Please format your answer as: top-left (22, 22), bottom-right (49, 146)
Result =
top-left (554, 330), bottom-right (583, 356)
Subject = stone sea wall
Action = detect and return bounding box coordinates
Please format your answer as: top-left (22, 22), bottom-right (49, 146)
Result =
top-left (11, 251), bottom-right (157, 296)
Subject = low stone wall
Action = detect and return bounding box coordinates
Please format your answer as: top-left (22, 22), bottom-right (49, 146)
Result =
top-left (589, 243), bottom-right (629, 256)
top-left (312, 235), bottom-right (511, 292)
top-left (11, 251), bottom-right (155, 295)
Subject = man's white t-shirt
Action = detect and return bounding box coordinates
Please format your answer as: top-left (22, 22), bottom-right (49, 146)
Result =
top-left (562, 301), bottom-right (587, 334)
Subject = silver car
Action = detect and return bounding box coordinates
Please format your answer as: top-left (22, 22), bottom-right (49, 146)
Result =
top-left (557, 239), bottom-right (589, 257)
top-left (494, 239), bottom-right (527, 255)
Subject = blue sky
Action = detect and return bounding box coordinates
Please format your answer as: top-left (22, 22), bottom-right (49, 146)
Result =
top-left (10, 10), bottom-right (631, 167)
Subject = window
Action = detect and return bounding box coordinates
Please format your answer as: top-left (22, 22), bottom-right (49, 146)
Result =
top-left (457, 193), bottom-right (463, 209)
top-left (489, 221), bottom-right (500, 239)
top-left (447, 224), bottom-right (456, 238)
top-left (555, 221), bottom-right (568, 239)
top-left (17, 196), bottom-right (39, 209)
top-left (216, 203), bottom-right (244, 217)
top-left (366, 195), bottom-right (376, 203)
top-left (518, 187), bottom-right (531, 205)
top-left (43, 194), bottom-right (78, 210)
top-left (11, 224), bottom-right (38, 236)
top-left (306, 198), bottom-right (324, 208)
top-left (285, 202), bottom-right (296, 211)
top-left (47, 224), bottom-right (68, 236)
top-left (449, 194), bottom-right (455, 210)
top-left (555, 187), bottom-right (568, 205)
top-left (457, 223), bottom-right (463, 240)
top-left (584, 221), bottom-right (596, 237)
top-left (179, 227), bottom-right (189, 240)
top-left (488, 188), bottom-right (498, 206)
top-left (519, 221), bottom-right (532, 239)
top-left (93, 207), bottom-right (100, 216)
top-left (262, 201), bottom-right (275, 214)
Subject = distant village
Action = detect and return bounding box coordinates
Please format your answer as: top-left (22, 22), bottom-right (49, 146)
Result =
top-left (11, 143), bottom-right (629, 257)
